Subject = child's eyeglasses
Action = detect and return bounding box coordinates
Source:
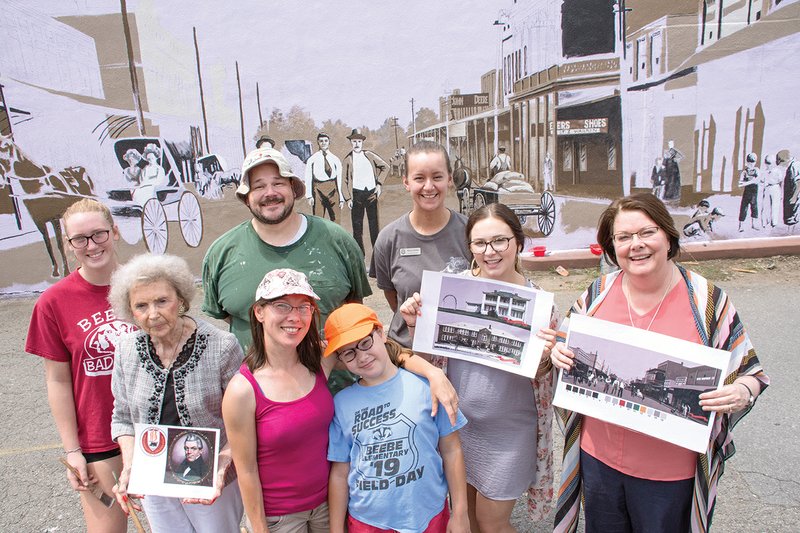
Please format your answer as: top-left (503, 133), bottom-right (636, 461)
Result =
top-left (337, 332), bottom-right (375, 363)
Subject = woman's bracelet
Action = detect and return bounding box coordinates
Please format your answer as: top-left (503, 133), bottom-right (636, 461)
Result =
top-left (406, 324), bottom-right (415, 329)
top-left (64, 446), bottom-right (82, 455)
top-left (736, 381), bottom-right (758, 399)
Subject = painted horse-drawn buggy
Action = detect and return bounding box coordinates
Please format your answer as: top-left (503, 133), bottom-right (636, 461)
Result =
top-left (107, 137), bottom-right (203, 254)
top-left (454, 159), bottom-right (556, 236)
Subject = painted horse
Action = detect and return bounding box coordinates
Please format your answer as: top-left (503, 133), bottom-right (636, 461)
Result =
top-left (0, 135), bottom-right (95, 277)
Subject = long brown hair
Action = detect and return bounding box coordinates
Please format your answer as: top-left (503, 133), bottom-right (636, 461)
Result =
top-left (384, 337), bottom-right (411, 368)
top-left (596, 193), bottom-right (681, 266)
top-left (245, 298), bottom-right (322, 374)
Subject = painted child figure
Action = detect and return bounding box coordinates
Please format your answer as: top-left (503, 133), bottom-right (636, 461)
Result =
top-left (325, 304), bottom-right (470, 533)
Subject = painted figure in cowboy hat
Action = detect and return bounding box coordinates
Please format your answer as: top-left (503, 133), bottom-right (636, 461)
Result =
top-left (342, 128), bottom-right (389, 256)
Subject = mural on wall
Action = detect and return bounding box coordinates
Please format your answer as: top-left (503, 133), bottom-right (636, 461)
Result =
top-left (0, 0), bottom-right (798, 294)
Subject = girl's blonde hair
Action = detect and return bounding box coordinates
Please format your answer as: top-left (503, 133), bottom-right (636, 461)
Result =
top-left (62, 198), bottom-right (114, 228)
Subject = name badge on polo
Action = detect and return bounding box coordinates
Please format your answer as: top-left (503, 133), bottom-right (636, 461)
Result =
top-left (399, 247), bottom-right (421, 257)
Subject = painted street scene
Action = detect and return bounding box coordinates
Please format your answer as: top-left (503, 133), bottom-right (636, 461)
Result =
top-left (1, 1), bottom-right (798, 294)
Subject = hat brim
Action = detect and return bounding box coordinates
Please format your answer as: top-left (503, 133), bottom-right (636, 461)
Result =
top-left (236, 172), bottom-right (305, 204)
top-left (347, 135), bottom-right (366, 141)
top-left (323, 322), bottom-right (375, 357)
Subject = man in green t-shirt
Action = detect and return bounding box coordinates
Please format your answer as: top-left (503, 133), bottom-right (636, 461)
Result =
top-left (202, 147), bottom-right (371, 391)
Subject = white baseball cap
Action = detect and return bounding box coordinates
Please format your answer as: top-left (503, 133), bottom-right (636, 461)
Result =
top-left (255, 268), bottom-right (320, 302)
top-left (236, 148), bottom-right (305, 203)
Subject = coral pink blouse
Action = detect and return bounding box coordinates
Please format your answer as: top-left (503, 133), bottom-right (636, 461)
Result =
top-left (580, 275), bottom-right (699, 481)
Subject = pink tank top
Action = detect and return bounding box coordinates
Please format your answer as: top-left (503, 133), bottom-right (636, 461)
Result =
top-left (238, 363), bottom-right (333, 515)
top-left (580, 275), bottom-right (700, 481)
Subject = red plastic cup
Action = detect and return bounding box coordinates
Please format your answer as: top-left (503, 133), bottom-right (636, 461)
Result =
top-left (533, 246), bottom-right (547, 257)
top-left (590, 243), bottom-right (603, 256)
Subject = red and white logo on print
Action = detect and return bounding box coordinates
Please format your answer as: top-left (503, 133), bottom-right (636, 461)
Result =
top-left (140, 427), bottom-right (166, 456)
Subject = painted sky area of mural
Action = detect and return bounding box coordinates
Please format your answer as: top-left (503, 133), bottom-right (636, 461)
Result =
top-left (1, 0), bottom-right (798, 294)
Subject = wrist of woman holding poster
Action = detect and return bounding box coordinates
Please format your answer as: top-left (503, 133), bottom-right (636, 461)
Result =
top-left (399, 292), bottom-right (423, 331)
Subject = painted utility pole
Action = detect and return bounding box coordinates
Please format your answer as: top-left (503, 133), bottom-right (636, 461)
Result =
top-left (120, 0), bottom-right (146, 135)
top-left (410, 98), bottom-right (417, 139)
top-left (236, 61), bottom-right (246, 157)
top-left (193, 26), bottom-right (209, 154)
top-left (390, 117), bottom-right (399, 149)
top-left (256, 82), bottom-right (264, 128)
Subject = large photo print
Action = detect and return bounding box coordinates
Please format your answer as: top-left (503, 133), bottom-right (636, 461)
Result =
top-left (553, 315), bottom-right (733, 452)
top-left (412, 271), bottom-right (554, 378)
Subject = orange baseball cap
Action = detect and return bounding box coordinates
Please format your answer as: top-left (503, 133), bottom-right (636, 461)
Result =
top-left (323, 303), bottom-right (382, 357)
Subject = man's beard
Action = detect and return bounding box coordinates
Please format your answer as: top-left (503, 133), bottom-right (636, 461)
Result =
top-left (250, 195), bottom-right (294, 225)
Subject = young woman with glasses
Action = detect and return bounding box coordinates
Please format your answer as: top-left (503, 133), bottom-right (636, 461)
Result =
top-left (400, 203), bottom-right (559, 532)
top-left (26, 199), bottom-right (129, 532)
top-left (223, 268), bottom-right (336, 533)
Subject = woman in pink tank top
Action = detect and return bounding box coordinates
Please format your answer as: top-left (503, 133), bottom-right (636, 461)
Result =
top-left (223, 269), bottom-right (338, 533)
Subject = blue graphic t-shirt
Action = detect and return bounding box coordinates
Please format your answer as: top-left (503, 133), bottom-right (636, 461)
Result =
top-left (328, 368), bottom-right (467, 533)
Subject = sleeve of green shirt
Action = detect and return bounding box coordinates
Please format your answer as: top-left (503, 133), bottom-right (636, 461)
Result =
top-left (201, 245), bottom-right (227, 320)
top-left (336, 225), bottom-right (372, 302)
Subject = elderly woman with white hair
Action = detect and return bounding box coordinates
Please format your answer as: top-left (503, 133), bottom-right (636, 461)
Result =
top-left (109, 253), bottom-right (244, 533)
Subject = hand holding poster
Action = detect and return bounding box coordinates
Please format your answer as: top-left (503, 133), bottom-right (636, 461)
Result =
top-left (552, 314), bottom-right (733, 452)
top-left (411, 271), bottom-right (554, 378)
top-left (127, 423), bottom-right (220, 500)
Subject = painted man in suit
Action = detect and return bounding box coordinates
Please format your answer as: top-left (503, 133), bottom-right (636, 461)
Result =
top-left (304, 132), bottom-right (343, 222)
top-left (342, 128), bottom-right (388, 255)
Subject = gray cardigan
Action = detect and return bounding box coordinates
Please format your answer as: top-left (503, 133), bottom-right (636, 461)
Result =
top-left (111, 318), bottom-right (244, 447)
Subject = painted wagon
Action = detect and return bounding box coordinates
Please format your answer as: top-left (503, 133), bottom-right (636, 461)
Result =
top-left (107, 137), bottom-right (203, 254)
top-left (456, 169), bottom-right (556, 236)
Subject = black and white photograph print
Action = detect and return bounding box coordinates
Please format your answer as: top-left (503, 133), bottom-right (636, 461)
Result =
top-left (128, 423), bottom-right (220, 500)
top-left (553, 315), bottom-right (733, 453)
top-left (413, 271), bottom-right (554, 378)
top-left (165, 429), bottom-right (216, 487)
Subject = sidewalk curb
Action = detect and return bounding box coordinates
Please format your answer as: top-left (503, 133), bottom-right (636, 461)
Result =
top-left (520, 236), bottom-right (800, 271)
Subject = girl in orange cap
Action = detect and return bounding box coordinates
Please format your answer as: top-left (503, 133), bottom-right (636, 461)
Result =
top-left (324, 303), bottom-right (469, 533)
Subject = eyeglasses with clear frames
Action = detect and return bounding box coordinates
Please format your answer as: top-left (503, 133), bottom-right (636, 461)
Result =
top-left (612, 226), bottom-right (661, 245)
top-left (469, 236), bottom-right (513, 254)
top-left (266, 301), bottom-right (314, 316)
top-left (67, 230), bottom-right (111, 248)
top-left (336, 332), bottom-right (375, 363)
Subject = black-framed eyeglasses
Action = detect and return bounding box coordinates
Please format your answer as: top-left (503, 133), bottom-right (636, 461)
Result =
top-left (469, 236), bottom-right (513, 254)
top-left (266, 301), bottom-right (314, 316)
top-left (67, 230), bottom-right (111, 248)
top-left (336, 332), bottom-right (375, 363)
top-left (612, 226), bottom-right (661, 245)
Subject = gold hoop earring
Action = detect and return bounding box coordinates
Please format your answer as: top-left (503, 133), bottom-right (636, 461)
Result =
top-left (470, 258), bottom-right (481, 276)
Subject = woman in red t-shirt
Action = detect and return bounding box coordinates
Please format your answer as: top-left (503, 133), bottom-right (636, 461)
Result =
top-left (26, 199), bottom-right (128, 532)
